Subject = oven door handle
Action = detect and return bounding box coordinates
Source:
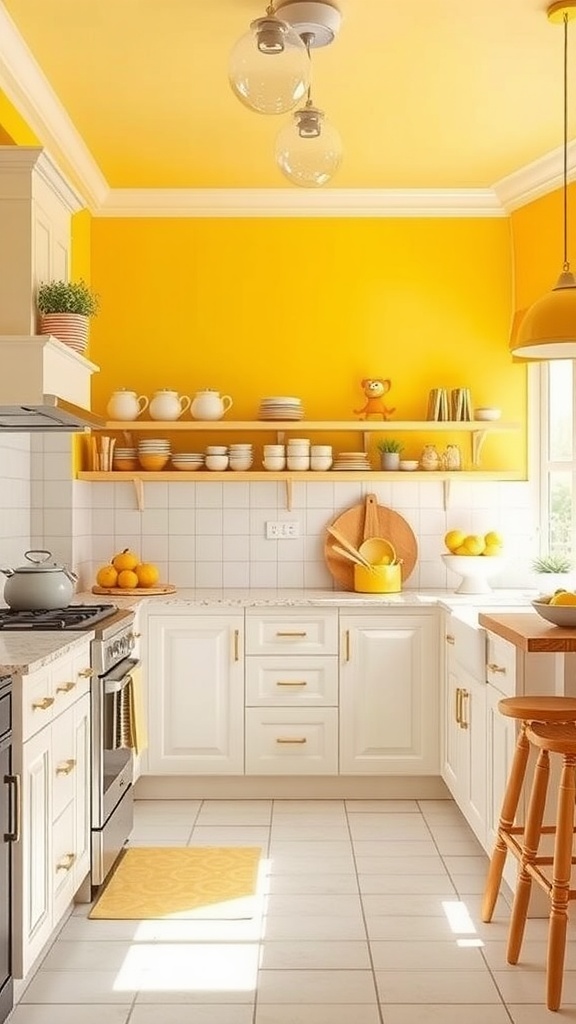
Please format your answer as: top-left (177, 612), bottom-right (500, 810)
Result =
top-left (104, 675), bottom-right (132, 695)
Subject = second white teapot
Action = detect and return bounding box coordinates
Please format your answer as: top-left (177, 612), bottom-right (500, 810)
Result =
top-left (149, 389), bottom-right (191, 421)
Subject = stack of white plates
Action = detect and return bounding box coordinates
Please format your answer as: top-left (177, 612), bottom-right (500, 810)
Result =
top-left (171, 452), bottom-right (205, 471)
top-left (332, 451), bottom-right (372, 471)
top-left (137, 439), bottom-right (171, 455)
top-left (258, 396), bottom-right (304, 421)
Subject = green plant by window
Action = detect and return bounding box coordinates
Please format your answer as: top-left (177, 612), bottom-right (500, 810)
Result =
top-left (531, 553), bottom-right (573, 573)
top-left (37, 279), bottom-right (100, 317)
top-left (377, 438), bottom-right (404, 454)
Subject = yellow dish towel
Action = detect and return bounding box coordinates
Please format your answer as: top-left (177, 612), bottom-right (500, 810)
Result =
top-left (118, 663), bottom-right (148, 755)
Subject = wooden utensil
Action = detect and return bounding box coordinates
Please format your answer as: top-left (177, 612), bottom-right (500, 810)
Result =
top-left (363, 494), bottom-right (381, 541)
top-left (324, 493), bottom-right (418, 591)
top-left (326, 524), bottom-right (374, 569)
top-left (331, 544), bottom-right (375, 569)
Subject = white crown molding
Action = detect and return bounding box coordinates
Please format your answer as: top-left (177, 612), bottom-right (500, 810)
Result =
top-left (0, 2), bottom-right (108, 211)
top-left (0, 145), bottom-right (83, 211)
top-left (493, 140), bottom-right (576, 212)
top-left (95, 187), bottom-right (506, 218)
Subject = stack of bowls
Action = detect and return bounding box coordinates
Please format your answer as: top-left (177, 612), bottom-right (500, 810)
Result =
top-left (287, 437), bottom-right (310, 471)
top-left (205, 445), bottom-right (229, 471)
top-left (228, 443), bottom-right (253, 471)
top-left (310, 444), bottom-right (333, 471)
top-left (263, 444), bottom-right (286, 471)
top-left (171, 452), bottom-right (205, 471)
top-left (137, 438), bottom-right (171, 471)
top-left (113, 447), bottom-right (138, 471)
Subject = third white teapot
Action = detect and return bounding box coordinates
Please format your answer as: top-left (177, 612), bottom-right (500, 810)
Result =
top-left (190, 389), bottom-right (233, 421)
top-left (149, 389), bottom-right (191, 421)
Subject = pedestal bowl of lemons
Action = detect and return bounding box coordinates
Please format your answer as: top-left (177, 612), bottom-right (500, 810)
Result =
top-left (532, 591), bottom-right (576, 627)
top-left (442, 529), bottom-right (506, 594)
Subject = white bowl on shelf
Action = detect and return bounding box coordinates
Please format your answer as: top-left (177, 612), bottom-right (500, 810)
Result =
top-left (474, 408), bottom-right (501, 421)
top-left (442, 553), bottom-right (507, 594)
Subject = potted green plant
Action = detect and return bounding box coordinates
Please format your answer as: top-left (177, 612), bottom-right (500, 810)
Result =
top-left (377, 437), bottom-right (404, 470)
top-left (37, 279), bottom-right (100, 354)
top-left (531, 553), bottom-right (573, 595)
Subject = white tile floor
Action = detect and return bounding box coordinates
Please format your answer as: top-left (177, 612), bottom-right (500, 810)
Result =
top-left (9, 798), bottom-right (576, 1023)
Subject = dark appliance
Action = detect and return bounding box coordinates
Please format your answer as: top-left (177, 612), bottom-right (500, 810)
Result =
top-left (0, 605), bottom-right (138, 888)
top-left (0, 676), bottom-right (15, 1024)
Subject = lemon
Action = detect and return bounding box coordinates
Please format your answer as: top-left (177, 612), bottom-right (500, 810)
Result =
top-left (444, 530), bottom-right (466, 553)
top-left (483, 543), bottom-right (503, 557)
top-left (135, 563), bottom-right (160, 588)
top-left (112, 547), bottom-right (139, 572)
top-left (485, 531), bottom-right (504, 547)
top-left (117, 569), bottom-right (139, 589)
top-left (549, 591), bottom-right (576, 606)
top-left (463, 534), bottom-right (486, 556)
top-left (453, 545), bottom-right (469, 555)
top-left (96, 564), bottom-right (118, 588)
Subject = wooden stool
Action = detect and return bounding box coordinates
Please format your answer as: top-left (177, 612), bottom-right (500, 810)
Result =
top-left (482, 695), bottom-right (576, 924)
top-left (506, 721), bottom-right (576, 1011)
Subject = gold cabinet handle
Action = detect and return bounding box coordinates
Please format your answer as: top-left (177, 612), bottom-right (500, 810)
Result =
top-left (233, 629), bottom-right (240, 661)
top-left (276, 631), bottom-right (307, 637)
top-left (56, 852), bottom-right (76, 872)
top-left (56, 681), bottom-right (76, 694)
top-left (32, 696), bottom-right (55, 711)
top-left (446, 634), bottom-right (455, 645)
top-left (487, 662), bottom-right (506, 674)
top-left (77, 668), bottom-right (94, 679)
top-left (344, 629), bottom-right (350, 662)
top-left (460, 689), bottom-right (470, 729)
top-left (276, 737), bottom-right (307, 744)
top-left (56, 758), bottom-right (76, 776)
top-left (276, 680), bottom-right (307, 687)
top-left (455, 686), bottom-right (461, 725)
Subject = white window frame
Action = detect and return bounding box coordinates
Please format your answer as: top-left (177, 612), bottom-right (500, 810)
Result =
top-left (534, 360), bottom-right (576, 558)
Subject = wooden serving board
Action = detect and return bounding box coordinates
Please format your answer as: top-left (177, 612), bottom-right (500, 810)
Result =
top-left (92, 584), bottom-right (177, 596)
top-left (324, 494), bottom-right (418, 591)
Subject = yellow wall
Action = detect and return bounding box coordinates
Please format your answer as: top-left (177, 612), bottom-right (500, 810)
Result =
top-left (0, 90), bottom-right (39, 144)
top-left (89, 216), bottom-right (524, 471)
top-left (510, 182), bottom-right (575, 311)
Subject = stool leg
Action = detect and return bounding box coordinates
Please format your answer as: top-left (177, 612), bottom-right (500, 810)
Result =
top-left (482, 721), bottom-right (530, 922)
top-left (507, 748), bottom-right (550, 964)
top-left (547, 754), bottom-right (576, 1012)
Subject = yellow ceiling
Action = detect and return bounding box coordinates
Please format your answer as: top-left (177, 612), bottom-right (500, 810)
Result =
top-left (1, 0), bottom-right (574, 191)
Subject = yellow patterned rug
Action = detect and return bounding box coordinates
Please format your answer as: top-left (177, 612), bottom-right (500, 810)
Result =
top-left (89, 846), bottom-right (262, 920)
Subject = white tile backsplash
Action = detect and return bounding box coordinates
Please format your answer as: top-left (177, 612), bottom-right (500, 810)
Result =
top-left (0, 436), bottom-right (538, 594)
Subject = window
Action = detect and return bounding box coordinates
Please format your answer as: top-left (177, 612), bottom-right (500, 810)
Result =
top-left (540, 360), bottom-right (575, 558)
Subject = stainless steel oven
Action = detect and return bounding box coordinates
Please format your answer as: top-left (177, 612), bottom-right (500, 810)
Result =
top-left (90, 610), bottom-right (139, 887)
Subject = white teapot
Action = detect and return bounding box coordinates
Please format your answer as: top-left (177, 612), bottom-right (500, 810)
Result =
top-left (190, 389), bottom-right (233, 421)
top-left (106, 389), bottom-right (149, 421)
top-left (149, 389), bottom-right (191, 421)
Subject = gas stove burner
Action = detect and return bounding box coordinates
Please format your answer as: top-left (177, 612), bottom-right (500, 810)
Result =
top-left (0, 603), bottom-right (118, 631)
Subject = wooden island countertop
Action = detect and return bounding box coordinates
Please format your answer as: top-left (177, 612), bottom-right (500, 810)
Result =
top-left (478, 611), bottom-right (576, 652)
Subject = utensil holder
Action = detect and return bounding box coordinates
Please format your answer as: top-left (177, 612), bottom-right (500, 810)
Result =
top-left (353, 563), bottom-right (401, 594)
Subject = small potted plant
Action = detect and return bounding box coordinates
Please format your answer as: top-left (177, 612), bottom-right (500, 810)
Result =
top-left (531, 552), bottom-right (573, 594)
top-left (37, 279), bottom-right (100, 354)
top-left (377, 437), bottom-right (404, 470)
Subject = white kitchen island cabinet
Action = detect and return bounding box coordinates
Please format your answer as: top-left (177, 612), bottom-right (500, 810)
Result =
top-left (146, 611), bottom-right (244, 774)
top-left (339, 611), bottom-right (439, 775)
top-left (13, 640), bottom-right (92, 980)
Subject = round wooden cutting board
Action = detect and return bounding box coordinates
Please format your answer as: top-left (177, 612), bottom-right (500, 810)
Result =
top-left (324, 494), bottom-right (418, 591)
top-left (92, 584), bottom-right (177, 596)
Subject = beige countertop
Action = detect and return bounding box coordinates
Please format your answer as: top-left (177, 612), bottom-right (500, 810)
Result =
top-left (0, 630), bottom-right (93, 675)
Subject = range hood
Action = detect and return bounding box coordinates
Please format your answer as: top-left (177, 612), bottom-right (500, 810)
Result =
top-left (0, 336), bottom-right (103, 432)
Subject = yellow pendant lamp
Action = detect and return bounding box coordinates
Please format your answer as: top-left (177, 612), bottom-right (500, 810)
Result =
top-left (511, 1), bottom-right (576, 360)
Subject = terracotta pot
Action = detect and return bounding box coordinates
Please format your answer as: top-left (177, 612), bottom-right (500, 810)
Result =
top-left (39, 313), bottom-right (89, 354)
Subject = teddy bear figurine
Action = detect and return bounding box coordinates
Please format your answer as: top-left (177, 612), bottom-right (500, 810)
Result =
top-left (354, 378), bottom-right (395, 420)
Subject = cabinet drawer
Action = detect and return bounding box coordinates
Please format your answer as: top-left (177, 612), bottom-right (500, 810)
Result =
top-left (245, 708), bottom-right (338, 774)
top-left (445, 614), bottom-right (485, 681)
top-left (486, 632), bottom-right (516, 696)
top-left (52, 800), bottom-right (76, 915)
top-left (245, 609), bottom-right (338, 655)
top-left (245, 656), bottom-right (338, 706)
top-left (22, 667), bottom-right (57, 741)
top-left (52, 709), bottom-right (76, 822)
top-left (52, 646), bottom-right (92, 715)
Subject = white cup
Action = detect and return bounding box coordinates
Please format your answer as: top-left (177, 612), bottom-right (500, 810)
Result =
top-left (287, 444), bottom-right (310, 457)
top-left (311, 456), bottom-right (333, 471)
top-left (205, 454), bottom-right (229, 471)
top-left (206, 445), bottom-right (228, 455)
top-left (289, 437), bottom-right (311, 446)
top-left (311, 445), bottom-right (333, 456)
top-left (229, 457), bottom-right (253, 471)
top-left (287, 455), bottom-right (310, 471)
top-left (263, 457), bottom-right (286, 471)
top-left (264, 444), bottom-right (285, 454)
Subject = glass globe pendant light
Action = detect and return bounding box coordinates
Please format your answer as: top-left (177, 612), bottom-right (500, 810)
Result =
top-left (228, 2), bottom-right (310, 115)
top-left (275, 91), bottom-right (342, 187)
top-left (511, 1), bottom-right (576, 359)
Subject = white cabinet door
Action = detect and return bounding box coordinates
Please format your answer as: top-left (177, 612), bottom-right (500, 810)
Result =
top-left (147, 613), bottom-right (244, 774)
top-left (457, 670), bottom-right (487, 842)
top-left (340, 613), bottom-right (439, 775)
top-left (16, 725), bottom-right (52, 979)
top-left (72, 693), bottom-right (91, 888)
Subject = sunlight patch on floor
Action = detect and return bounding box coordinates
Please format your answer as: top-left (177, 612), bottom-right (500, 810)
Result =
top-left (113, 942), bottom-right (259, 992)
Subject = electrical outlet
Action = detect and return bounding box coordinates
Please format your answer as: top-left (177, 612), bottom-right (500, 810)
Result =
top-left (266, 521), bottom-right (300, 539)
